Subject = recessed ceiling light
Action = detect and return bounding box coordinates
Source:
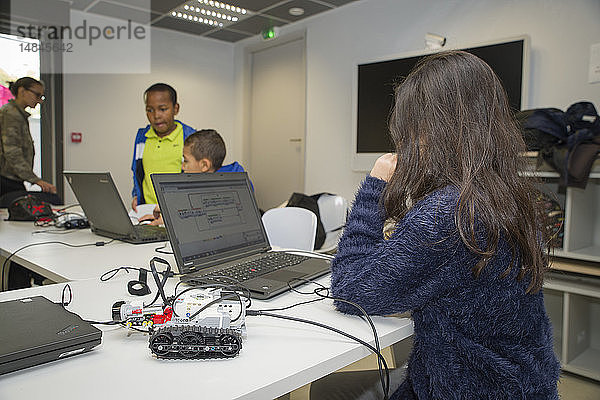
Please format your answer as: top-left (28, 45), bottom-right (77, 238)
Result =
top-left (169, 1), bottom-right (247, 28)
top-left (289, 7), bottom-right (304, 16)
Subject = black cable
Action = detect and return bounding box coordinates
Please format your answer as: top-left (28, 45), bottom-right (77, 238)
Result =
top-left (186, 275), bottom-right (253, 309)
top-left (1, 239), bottom-right (115, 291)
top-left (100, 266), bottom-right (139, 281)
top-left (187, 291), bottom-right (245, 322)
top-left (246, 310), bottom-right (390, 400)
top-left (57, 283), bottom-right (148, 332)
top-left (254, 278), bottom-right (329, 313)
top-left (100, 264), bottom-right (173, 307)
top-left (154, 242), bottom-right (172, 254)
top-left (312, 287), bottom-right (389, 399)
top-left (83, 319), bottom-right (149, 333)
top-left (173, 279), bottom-right (186, 296)
top-left (55, 283), bottom-right (142, 330)
top-left (32, 229), bottom-right (78, 234)
top-left (144, 288), bottom-right (163, 308)
top-left (271, 249), bottom-right (335, 260)
top-left (286, 277), bottom-right (329, 295)
top-left (61, 283), bottom-right (72, 307)
top-left (100, 265), bottom-right (175, 282)
top-left (84, 319), bottom-right (121, 325)
top-left (148, 257), bottom-right (171, 306)
top-left (121, 323), bottom-right (150, 333)
top-left (171, 283), bottom-right (248, 322)
top-left (247, 281), bottom-right (390, 400)
top-left (55, 204), bottom-right (80, 213)
top-left (255, 297), bottom-right (324, 313)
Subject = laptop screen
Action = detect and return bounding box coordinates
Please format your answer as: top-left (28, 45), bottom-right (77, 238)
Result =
top-left (63, 172), bottom-right (134, 236)
top-left (152, 172), bottom-right (270, 274)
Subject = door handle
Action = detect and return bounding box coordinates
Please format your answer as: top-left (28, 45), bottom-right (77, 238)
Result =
top-left (289, 138), bottom-right (302, 142)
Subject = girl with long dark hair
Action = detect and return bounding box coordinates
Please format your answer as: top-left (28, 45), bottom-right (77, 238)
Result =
top-left (330, 51), bottom-right (560, 399)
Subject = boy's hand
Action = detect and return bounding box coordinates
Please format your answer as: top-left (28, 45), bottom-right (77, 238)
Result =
top-left (139, 214), bottom-right (164, 226)
top-left (131, 196), bottom-right (138, 212)
top-left (370, 153), bottom-right (397, 182)
top-left (139, 213), bottom-right (154, 222)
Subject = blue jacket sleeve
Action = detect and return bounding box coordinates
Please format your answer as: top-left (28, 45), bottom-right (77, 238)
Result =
top-left (131, 127), bottom-right (147, 199)
top-left (131, 141), bottom-right (137, 199)
top-left (131, 131), bottom-right (139, 198)
top-left (331, 176), bottom-right (470, 316)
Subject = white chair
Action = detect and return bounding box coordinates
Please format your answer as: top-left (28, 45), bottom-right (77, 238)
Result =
top-left (316, 194), bottom-right (348, 253)
top-left (262, 207), bottom-right (317, 251)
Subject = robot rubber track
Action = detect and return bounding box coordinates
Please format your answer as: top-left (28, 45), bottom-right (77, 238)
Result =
top-left (149, 325), bottom-right (242, 360)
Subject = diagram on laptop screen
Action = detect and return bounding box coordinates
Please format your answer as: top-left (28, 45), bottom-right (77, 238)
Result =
top-left (162, 181), bottom-right (266, 262)
top-left (177, 190), bottom-right (246, 231)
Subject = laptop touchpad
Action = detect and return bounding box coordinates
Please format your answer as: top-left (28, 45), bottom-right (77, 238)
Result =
top-left (265, 269), bottom-right (305, 283)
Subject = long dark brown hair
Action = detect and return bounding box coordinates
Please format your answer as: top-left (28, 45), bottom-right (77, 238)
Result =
top-left (382, 50), bottom-right (548, 293)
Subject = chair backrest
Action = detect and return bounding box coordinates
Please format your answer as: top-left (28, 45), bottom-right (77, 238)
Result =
top-left (317, 194), bottom-right (348, 233)
top-left (262, 207), bottom-right (317, 251)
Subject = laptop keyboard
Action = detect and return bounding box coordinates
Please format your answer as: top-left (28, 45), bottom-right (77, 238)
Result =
top-left (188, 252), bottom-right (310, 284)
top-left (133, 225), bottom-right (166, 238)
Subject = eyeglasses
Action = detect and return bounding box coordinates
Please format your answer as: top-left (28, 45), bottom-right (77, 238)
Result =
top-left (26, 88), bottom-right (45, 101)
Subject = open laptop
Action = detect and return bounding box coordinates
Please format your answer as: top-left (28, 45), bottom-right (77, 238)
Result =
top-left (0, 296), bottom-right (102, 375)
top-left (64, 172), bottom-right (168, 244)
top-left (151, 172), bottom-right (331, 300)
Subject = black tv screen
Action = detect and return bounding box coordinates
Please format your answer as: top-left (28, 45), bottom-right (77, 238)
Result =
top-left (357, 39), bottom-right (526, 153)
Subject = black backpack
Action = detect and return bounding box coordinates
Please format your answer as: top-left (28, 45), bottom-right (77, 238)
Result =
top-left (286, 192), bottom-right (326, 250)
top-left (8, 195), bottom-right (54, 221)
top-left (516, 107), bottom-right (566, 151)
top-left (519, 101), bottom-right (600, 191)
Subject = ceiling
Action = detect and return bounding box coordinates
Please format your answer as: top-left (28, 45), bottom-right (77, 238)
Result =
top-left (68, 0), bottom-right (360, 43)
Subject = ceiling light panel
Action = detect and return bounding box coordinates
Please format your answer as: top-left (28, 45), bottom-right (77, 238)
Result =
top-left (170, 1), bottom-right (249, 28)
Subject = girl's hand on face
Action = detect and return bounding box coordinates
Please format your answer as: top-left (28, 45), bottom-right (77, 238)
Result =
top-left (370, 153), bottom-right (397, 182)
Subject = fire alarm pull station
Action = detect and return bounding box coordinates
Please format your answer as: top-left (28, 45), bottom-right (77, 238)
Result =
top-left (71, 132), bottom-right (82, 143)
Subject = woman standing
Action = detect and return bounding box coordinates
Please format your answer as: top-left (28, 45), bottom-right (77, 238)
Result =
top-left (0, 77), bottom-right (56, 197)
top-left (329, 51), bottom-right (559, 399)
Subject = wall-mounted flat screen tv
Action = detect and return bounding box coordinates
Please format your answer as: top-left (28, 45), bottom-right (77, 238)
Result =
top-left (353, 36), bottom-right (529, 170)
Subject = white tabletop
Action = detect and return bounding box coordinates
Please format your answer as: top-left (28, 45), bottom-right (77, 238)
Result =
top-left (0, 208), bottom-right (171, 284)
top-left (0, 276), bottom-right (414, 399)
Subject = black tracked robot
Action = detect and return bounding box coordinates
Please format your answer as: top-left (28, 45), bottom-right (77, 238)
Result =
top-left (112, 258), bottom-right (246, 360)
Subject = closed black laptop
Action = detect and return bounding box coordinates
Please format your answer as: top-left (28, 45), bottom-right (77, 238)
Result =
top-left (0, 296), bottom-right (101, 375)
top-left (151, 172), bottom-right (331, 299)
top-left (64, 171), bottom-right (168, 244)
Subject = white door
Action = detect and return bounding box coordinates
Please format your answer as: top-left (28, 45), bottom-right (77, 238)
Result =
top-left (249, 37), bottom-right (306, 210)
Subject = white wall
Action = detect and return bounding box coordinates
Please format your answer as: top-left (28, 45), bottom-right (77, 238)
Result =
top-left (235, 0), bottom-right (600, 203)
top-left (63, 26), bottom-right (235, 205)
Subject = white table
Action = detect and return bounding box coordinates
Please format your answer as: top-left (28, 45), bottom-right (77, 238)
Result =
top-left (0, 209), bottom-right (171, 285)
top-left (0, 276), bottom-right (413, 399)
